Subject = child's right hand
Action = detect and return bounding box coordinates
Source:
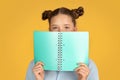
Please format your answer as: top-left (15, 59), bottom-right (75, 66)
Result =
top-left (32, 62), bottom-right (44, 80)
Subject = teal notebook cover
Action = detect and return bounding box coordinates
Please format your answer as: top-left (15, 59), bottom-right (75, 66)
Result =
top-left (34, 31), bottom-right (89, 71)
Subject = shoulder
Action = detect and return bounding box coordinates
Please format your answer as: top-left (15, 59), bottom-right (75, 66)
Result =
top-left (26, 60), bottom-right (35, 80)
top-left (88, 59), bottom-right (97, 68)
top-left (28, 60), bottom-right (35, 69)
top-left (88, 59), bottom-right (97, 66)
top-left (26, 60), bottom-right (35, 72)
top-left (88, 58), bottom-right (98, 71)
top-left (87, 59), bottom-right (99, 80)
top-left (29, 60), bottom-right (35, 66)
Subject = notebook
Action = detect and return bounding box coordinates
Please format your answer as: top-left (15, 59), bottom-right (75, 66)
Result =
top-left (34, 31), bottom-right (89, 71)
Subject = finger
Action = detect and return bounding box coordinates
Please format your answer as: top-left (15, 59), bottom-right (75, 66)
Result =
top-left (77, 69), bottom-right (85, 73)
top-left (77, 69), bottom-right (87, 76)
top-left (75, 67), bottom-right (80, 71)
top-left (77, 67), bottom-right (89, 73)
top-left (80, 65), bottom-right (89, 73)
top-left (75, 66), bottom-right (85, 71)
top-left (33, 65), bottom-right (44, 72)
top-left (33, 68), bottom-right (41, 72)
top-left (75, 66), bottom-right (89, 73)
top-left (80, 63), bottom-right (88, 67)
top-left (34, 64), bottom-right (44, 69)
top-left (78, 63), bottom-right (88, 67)
top-left (33, 67), bottom-right (44, 73)
top-left (35, 62), bottom-right (44, 66)
top-left (34, 66), bottom-right (44, 70)
top-left (78, 64), bottom-right (89, 71)
top-left (76, 67), bottom-right (89, 76)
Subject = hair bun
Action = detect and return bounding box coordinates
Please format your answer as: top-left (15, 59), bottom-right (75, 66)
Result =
top-left (71, 6), bottom-right (84, 19)
top-left (42, 10), bottom-right (52, 20)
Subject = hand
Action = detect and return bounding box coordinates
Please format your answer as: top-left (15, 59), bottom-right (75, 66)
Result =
top-left (75, 63), bottom-right (90, 80)
top-left (32, 62), bottom-right (44, 80)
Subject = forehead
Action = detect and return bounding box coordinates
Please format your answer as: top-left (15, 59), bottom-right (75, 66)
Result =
top-left (50, 14), bottom-right (73, 25)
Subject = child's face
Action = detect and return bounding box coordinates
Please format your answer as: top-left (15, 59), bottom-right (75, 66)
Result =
top-left (49, 14), bottom-right (77, 32)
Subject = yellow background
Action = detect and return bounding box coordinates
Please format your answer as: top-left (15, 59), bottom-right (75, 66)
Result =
top-left (0, 0), bottom-right (120, 80)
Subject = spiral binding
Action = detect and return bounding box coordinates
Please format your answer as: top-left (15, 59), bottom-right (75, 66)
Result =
top-left (57, 32), bottom-right (63, 71)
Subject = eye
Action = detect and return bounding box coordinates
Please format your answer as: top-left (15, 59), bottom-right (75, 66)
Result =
top-left (52, 27), bottom-right (58, 29)
top-left (65, 26), bottom-right (70, 29)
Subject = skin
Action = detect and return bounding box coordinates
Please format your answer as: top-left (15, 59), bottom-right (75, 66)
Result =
top-left (32, 14), bottom-right (90, 80)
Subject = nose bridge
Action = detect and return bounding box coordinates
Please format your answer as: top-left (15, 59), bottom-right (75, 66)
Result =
top-left (58, 26), bottom-right (64, 32)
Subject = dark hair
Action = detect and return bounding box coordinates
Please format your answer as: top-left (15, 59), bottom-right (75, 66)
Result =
top-left (42, 6), bottom-right (84, 26)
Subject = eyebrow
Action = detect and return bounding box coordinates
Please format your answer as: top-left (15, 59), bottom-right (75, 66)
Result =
top-left (64, 24), bottom-right (71, 26)
top-left (51, 24), bottom-right (58, 26)
top-left (51, 24), bottom-right (71, 27)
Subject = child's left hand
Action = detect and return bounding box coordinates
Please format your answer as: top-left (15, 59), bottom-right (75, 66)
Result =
top-left (75, 63), bottom-right (90, 80)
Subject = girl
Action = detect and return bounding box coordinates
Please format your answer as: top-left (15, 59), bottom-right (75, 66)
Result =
top-left (26, 6), bottom-right (99, 80)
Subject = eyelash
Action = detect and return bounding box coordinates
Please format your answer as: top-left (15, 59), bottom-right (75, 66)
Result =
top-left (52, 27), bottom-right (58, 29)
top-left (65, 26), bottom-right (69, 29)
top-left (52, 26), bottom-right (70, 29)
